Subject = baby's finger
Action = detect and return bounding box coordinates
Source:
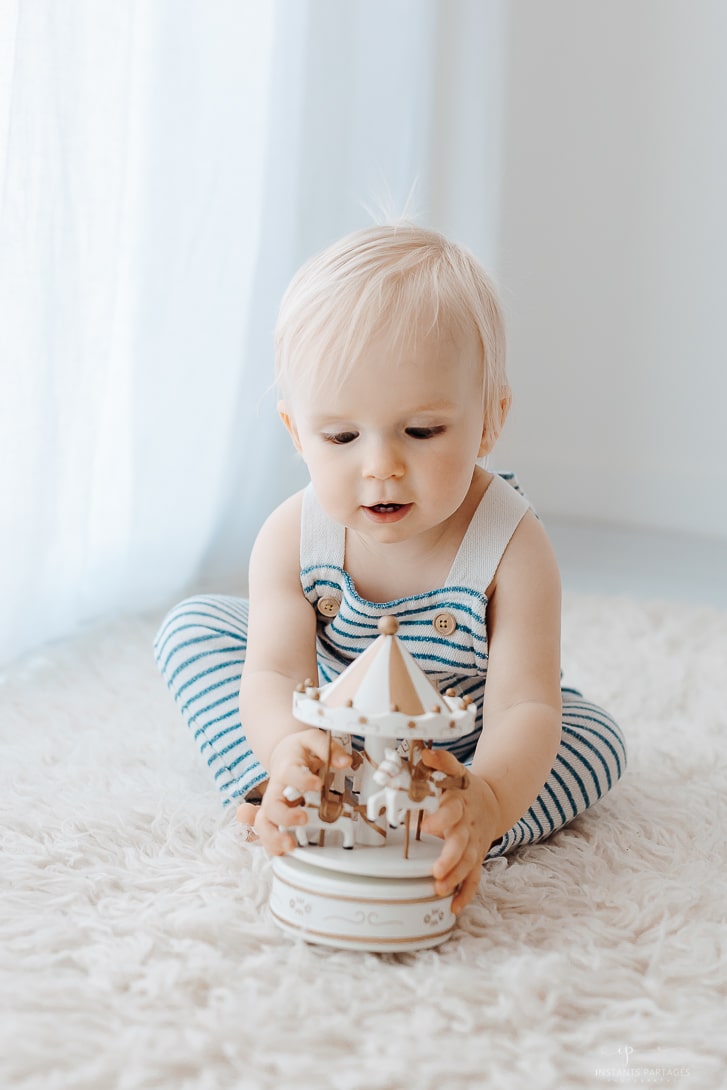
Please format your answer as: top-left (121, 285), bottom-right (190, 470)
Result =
top-left (421, 793), bottom-right (465, 839)
top-left (420, 746), bottom-right (466, 776)
top-left (434, 847), bottom-right (480, 901)
top-left (253, 807), bottom-right (297, 855)
top-left (278, 762), bottom-right (322, 800)
top-left (262, 787), bottom-right (313, 831)
top-left (430, 822), bottom-right (470, 885)
top-left (451, 865), bottom-right (483, 915)
top-left (302, 730), bottom-right (352, 772)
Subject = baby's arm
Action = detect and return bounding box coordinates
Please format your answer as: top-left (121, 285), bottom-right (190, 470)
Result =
top-left (422, 510), bottom-right (562, 910)
top-left (239, 493), bottom-right (350, 853)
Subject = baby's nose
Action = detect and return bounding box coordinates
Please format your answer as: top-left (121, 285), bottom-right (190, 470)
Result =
top-left (363, 438), bottom-right (405, 479)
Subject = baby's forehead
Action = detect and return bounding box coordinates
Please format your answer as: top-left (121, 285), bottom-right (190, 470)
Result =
top-left (285, 326), bottom-right (483, 412)
top-left (299, 314), bottom-right (478, 379)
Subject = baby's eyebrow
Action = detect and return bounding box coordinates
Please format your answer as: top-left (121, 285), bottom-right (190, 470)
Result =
top-left (308, 414), bottom-right (356, 427)
top-left (393, 402), bottom-right (461, 420)
top-left (407, 401), bottom-right (459, 413)
top-left (306, 400), bottom-right (460, 427)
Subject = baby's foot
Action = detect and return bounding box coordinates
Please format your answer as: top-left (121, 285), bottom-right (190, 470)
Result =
top-left (235, 783), bottom-right (267, 840)
top-left (235, 800), bottom-right (261, 841)
top-left (235, 800), bottom-right (259, 826)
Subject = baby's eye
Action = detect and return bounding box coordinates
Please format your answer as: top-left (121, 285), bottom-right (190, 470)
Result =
top-left (324, 431), bottom-right (359, 445)
top-left (405, 426), bottom-right (446, 440)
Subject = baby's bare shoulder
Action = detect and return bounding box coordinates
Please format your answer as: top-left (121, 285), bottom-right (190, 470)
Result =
top-left (250, 490), bottom-right (305, 586)
top-left (257, 490), bottom-right (304, 537)
top-left (490, 510), bottom-right (560, 599)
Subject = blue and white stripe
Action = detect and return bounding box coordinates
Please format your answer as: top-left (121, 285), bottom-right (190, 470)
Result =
top-left (153, 473), bottom-right (627, 854)
top-left (303, 566), bottom-right (489, 763)
top-left (154, 595), bottom-right (267, 801)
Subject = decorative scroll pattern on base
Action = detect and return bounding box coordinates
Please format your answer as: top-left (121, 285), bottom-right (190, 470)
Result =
top-left (270, 864), bottom-right (456, 952)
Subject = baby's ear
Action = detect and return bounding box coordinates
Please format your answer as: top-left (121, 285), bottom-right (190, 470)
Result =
top-left (278, 400), bottom-right (302, 453)
top-left (478, 386), bottom-right (512, 457)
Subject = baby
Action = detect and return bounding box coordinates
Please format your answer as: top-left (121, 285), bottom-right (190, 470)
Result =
top-left (155, 224), bottom-right (626, 913)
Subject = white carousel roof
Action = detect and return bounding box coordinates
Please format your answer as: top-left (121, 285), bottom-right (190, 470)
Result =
top-left (292, 616), bottom-right (476, 741)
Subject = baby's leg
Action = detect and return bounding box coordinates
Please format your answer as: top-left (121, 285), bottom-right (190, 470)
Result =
top-left (154, 595), bottom-right (268, 806)
top-left (486, 689), bottom-right (627, 858)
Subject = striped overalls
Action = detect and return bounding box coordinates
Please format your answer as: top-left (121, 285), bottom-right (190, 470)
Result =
top-left (154, 474), bottom-right (626, 858)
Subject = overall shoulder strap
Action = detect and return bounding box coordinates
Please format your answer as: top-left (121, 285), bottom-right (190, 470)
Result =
top-left (448, 473), bottom-right (531, 594)
top-left (300, 482), bottom-right (345, 571)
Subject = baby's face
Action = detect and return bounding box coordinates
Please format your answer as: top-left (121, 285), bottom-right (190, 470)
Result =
top-left (281, 325), bottom-right (489, 548)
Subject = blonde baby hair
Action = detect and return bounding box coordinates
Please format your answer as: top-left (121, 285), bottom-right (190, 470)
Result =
top-left (274, 223), bottom-right (509, 445)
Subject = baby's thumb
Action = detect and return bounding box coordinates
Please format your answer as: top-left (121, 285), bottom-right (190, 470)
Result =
top-left (325, 736), bottom-right (352, 768)
top-left (421, 746), bottom-right (460, 772)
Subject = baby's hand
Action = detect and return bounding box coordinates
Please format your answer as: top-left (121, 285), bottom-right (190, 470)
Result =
top-left (420, 748), bottom-right (501, 914)
top-left (253, 729), bottom-right (351, 855)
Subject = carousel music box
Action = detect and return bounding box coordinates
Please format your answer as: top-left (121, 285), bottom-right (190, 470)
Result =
top-left (268, 616), bottom-right (475, 952)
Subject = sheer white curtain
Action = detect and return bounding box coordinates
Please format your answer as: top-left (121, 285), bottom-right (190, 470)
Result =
top-left (0, 0), bottom-right (507, 667)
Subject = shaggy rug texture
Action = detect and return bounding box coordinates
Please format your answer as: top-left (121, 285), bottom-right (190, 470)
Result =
top-left (2, 593), bottom-right (726, 1090)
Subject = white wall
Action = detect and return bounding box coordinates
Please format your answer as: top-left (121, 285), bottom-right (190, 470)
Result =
top-left (492, 1), bottom-right (727, 539)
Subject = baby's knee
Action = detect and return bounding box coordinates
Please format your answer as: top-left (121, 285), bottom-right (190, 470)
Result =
top-left (156, 595), bottom-right (214, 640)
top-left (153, 594), bottom-right (249, 682)
top-left (561, 694), bottom-right (627, 799)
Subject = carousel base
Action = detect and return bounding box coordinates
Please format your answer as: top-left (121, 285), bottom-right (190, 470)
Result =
top-left (269, 832), bottom-right (457, 952)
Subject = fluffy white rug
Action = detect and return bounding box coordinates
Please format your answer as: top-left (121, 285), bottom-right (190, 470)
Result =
top-left (2, 593), bottom-right (726, 1090)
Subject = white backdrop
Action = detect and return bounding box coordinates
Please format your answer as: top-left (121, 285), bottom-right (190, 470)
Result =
top-left (493, 1), bottom-right (727, 540)
top-left (1, 0), bottom-right (725, 667)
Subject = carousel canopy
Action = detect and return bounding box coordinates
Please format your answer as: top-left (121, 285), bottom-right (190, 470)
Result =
top-left (293, 617), bottom-right (476, 741)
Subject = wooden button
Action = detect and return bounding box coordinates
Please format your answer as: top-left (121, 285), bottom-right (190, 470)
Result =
top-left (433, 611), bottom-right (457, 636)
top-left (317, 596), bottom-right (340, 618)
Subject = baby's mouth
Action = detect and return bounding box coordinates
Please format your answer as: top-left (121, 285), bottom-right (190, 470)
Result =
top-left (362, 502), bottom-right (412, 523)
